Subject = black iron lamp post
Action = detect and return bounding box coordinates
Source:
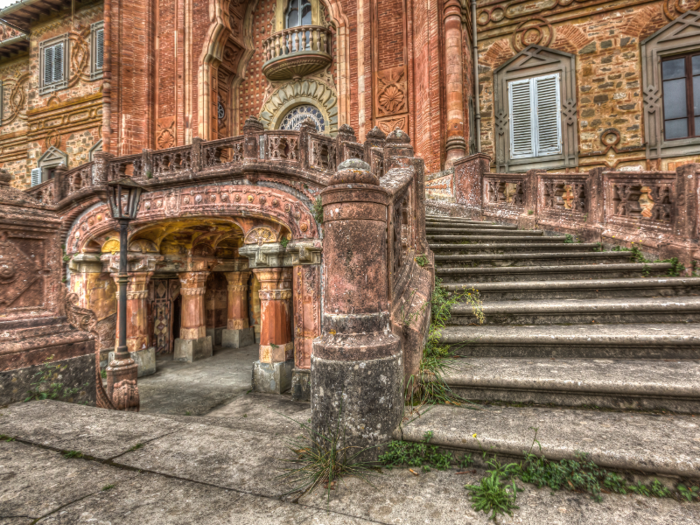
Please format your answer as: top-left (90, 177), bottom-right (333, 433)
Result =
top-left (105, 177), bottom-right (147, 409)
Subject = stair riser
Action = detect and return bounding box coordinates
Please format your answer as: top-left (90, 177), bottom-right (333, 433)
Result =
top-left (430, 244), bottom-right (596, 254)
top-left (435, 256), bottom-right (632, 267)
top-left (426, 229), bottom-right (541, 236)
top-left (446, 286), bottom-right (700, 301)
top-left (428, 236), bottom-right (563, 244)
top-left (447, 344), bottom-right (700, 359)
top-left (426, 222), bottom-right (512, 229)
top-left (438, 268), bottom-right (671, 283)
top-left (447, 387), bottom-right (700, 414)
top-left (450, 311), bottom-right (700, 326)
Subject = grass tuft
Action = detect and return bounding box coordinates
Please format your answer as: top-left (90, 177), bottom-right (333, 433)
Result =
top-left (63, 450), bottom-right (84, 459)
top-left (379, 431), bottom-right (452, 471)
top-left (465, 458), bottom-right (521, 522)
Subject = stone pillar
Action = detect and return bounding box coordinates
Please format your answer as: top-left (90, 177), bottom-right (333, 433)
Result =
top-left (291, 264), bottom-right (321, 401)
top-left (222, 271), bottom-right (254, 348)
top-left (108, 272), bottom-right (156, 378)
top-left (251, 267), bottom-right (294, 394)
top-left (174, 271), bottom-right (213, 362)
top-left (443, 0), bottom-right (468, 168)
top-left (312, 159), bottom-right (403, 456)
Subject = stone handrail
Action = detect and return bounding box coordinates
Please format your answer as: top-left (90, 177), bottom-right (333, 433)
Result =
top-left (262, 25), bottom-right (331, 63)
top-left (439, 154), bottom-right (699, 270)
top-left (22, 122), bottom-right (383, 208)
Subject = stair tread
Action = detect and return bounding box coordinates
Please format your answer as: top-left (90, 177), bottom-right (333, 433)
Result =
top-left (430, 242), bottom-right (598, 249)
top-left (437, 262), bottom-right (672, 274)
top-left (454, 295), bottom-right (700, 314)
top-left (438, 323), bottom-right (700, 344)
top-left (398, 404), bottom-right (700, 477)
top-left (441, 357), bottom-right (700, 396)
top-left (434, 252), bottom-right (630, 261)
top-left (444, 277), bottom-right (700, 290)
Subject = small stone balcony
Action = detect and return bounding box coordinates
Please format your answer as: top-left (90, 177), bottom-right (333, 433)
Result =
top-left (262, 25), bottom-right (332, 81)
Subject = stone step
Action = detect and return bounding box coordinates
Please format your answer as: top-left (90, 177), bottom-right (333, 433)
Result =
top-left (427, 234), bottom-right (566, 244)
top-left (426, 221), bottom-right (518, 230)
top-left (434, 251), bottom-right (633, 268)
top-left (426, 227), bottom-right (545, 236)
top-left (430, 242), bottom-right (599, 254)
top-left (396, 404), bottom-right (700, 478)
top-left (436, 263), bottom-right (673, 283)
top-left (443, 277), bottom-right (700, 300)
top-left (426, 215), bottom-right (492, 224)
top-left (441, 357), bottom-right (700, 413)
top-left (437, 323), bottom-right (700, 359)
top-left (450, 296), bottom-right (700, 325)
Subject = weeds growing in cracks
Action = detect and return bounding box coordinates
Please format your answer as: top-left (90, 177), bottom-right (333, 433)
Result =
top-left (278, 409), bottom-right (379, 501)
top-left (405, 278), bottom-right (484, 409)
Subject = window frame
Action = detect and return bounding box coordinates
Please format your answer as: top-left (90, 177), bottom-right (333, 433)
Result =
top-left (642, 11), bottom-right (700, 159)
top-left (90, 21), bottom-right (104, 81)
top-left (508, 73), bottom-right (563, 160)
top-left (285, 0), bottom-right (312, 28)
top-left (39, 34), bottom-right (69, 95)
top-left (493, 45), bottom-right (577, 172)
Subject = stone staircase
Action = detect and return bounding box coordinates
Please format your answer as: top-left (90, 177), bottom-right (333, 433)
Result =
top-left (397, 214), bottom-right (700, 478)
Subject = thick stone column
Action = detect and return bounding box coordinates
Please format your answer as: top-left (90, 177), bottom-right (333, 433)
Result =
top-left (312, 159), bottom-right (403, 456)
top-left (444, 0), bottom-right (468, 168)
top-left (109, 272), bottom-right (156, 378)
top-left (222, 271), bottom-right (254, 348)
top-left (251, 267), bottom-right (294, 394)
top-left (174, 271), bottom-right (213, 362)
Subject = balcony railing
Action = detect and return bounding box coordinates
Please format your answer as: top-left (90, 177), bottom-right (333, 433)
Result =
top-left (262, 25), bottom-right (332, 81)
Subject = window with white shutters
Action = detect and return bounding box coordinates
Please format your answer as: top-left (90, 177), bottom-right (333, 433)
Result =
top-left (508, 73), bottom-right (562, 160)
top-left (90, 22), bottom-right (105, 80)
top-left (39, 35), bottom-right (69, 94)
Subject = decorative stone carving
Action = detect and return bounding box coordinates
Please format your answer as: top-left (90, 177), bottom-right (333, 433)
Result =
top-left (259, 78), bottom-right (339, 134)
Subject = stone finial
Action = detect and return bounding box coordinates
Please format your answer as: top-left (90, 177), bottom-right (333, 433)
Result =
top-left (299, 118), bottom-right (317, 131)
top-left (0, 169), bottom-right (13, 186)
top-left (366, 126), bottom-right (387, 141)
top-left (330, 159), bottom-right (378, 186)
top-left (337, 123), bottom-right (356, 141)
top-left (386, 128), bottom-right (411, 144)
top-left (243, 116), bottom-right (264, 132)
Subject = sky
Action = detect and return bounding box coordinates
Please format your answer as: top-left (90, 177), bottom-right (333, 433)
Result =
top-left (0, 0), bottom-right (20, 11)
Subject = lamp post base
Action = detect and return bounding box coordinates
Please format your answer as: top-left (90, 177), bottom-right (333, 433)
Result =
top-left (105, 356), bottom-right (140, 411)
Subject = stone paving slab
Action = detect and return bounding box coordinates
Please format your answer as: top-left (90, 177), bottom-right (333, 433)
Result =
top-left (0, 401), bottom-right (182, 460)
top-left (0, 440), bottom-right (137, 521)
top-left (299, 467), bottom-right (700, 525)
top-left (34, 472), bottom-right (373, 525)
top-left (398, 405), bottom-right (700, 477)
top-left (114, 420), bottom-right (300, 498)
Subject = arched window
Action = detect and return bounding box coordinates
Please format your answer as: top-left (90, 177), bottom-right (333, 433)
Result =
top-left (279, 104), bottom-right (326, 132)
top-left (285, 0), bottom-right (312, 28)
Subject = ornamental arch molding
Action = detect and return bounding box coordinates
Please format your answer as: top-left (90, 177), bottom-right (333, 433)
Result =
top-left (642, 11), bottom-right (700, 160)
top-left (65, 184), bottom-right (318, 255)
top-left (493, 45), bottom-right (578, 172)
top-left (259, 78), bottom-right (339, 135)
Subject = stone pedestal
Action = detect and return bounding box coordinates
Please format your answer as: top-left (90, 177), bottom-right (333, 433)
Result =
top-left (222, 271), bottom-right (254, 348)
top-left (312, 159), bottom-right (403, 457)
top-left (173, 271), bottom-right (213, 362)
top-left (291, 368), bottom-right (311, 401)
top-left (251, 268), bottom-right (294, 393)
top-left (109, 347), bottom-right (156, 378)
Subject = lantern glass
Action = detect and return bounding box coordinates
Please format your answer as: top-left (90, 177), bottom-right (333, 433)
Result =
top-left (107, 178), bottom-right (147, 221)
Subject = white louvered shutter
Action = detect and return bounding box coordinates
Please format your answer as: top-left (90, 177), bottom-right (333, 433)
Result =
top-left (95, 29), bottom-right (104, 70)
top-left (31, 168), bottom-right (42, 187)
top-left (53, 43), bottom-right (64, 82)
top-left (534, 74), bottom-right (561, 156)
top-left (509, 79), bottom-right (534, 159)
top-left (44, 45), bottom-right (55, 85)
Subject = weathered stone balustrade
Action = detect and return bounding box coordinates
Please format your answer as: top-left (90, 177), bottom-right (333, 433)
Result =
top-left (432, 154), bottom-right (700, 269)
top-left (24, 120), bottom-right (381, 210)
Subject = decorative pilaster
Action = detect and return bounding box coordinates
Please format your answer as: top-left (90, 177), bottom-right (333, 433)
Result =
top-left (174, 271), bottom-right (213, 362)
top-left (251, 267), bottom-right (294, 394)
top-left (108, 272), bottom-right (156, 377)
top-left (312, 159), bottom-right (403, 457)
top-left (291, 264), bottom-right (321, 401)
top-left (222, 271), bottom-right (254, 348)
top-left (443, 0), bottom-right (467, 168)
